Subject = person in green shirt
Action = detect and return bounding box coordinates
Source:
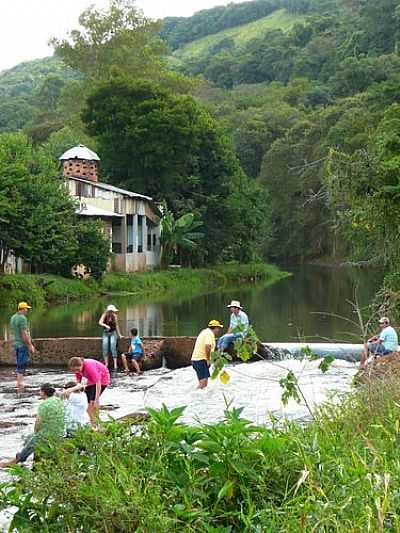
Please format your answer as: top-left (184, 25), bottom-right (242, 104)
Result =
top-left (10, 301), bottom-right (35, 391)
top-left (0, 383), bottom-right (65, 468)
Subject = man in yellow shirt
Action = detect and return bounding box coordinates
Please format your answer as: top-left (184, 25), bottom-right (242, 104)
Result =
top-left (191, 320), bottom-right (223, 389)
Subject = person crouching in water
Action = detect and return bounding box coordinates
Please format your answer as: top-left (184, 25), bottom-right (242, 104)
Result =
top-left (0, 383), bottom-right (64, 468)
top-left (63, 381), bottom-right (90, 436)
top-left (191, 320), bottom-right (223, 389)
top-left (121, 328), bottom-right (145, 375)
top-left (68, 357), bottom-right (110, 428)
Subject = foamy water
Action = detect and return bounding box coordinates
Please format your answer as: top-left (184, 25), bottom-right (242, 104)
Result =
top-left (0, 359), bottom-right (358, 530)
top-left (0, 359), bottom-right (357, 459)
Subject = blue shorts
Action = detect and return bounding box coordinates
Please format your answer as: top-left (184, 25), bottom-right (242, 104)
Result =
top-left (368, 343), bottom-right (391, 355)
top-left (192, 360), bottom-right (210, 381)
top-left (15, 345), bottom-right (29, 374)
top-left (124, 352), bottom-right (143, 361)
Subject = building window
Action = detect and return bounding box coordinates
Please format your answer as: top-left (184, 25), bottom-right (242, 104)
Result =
top-left (147, 232), bottom-right (152, 251)
top-left (153, 234), bottom-right (157, 248)
top-left (112, 242), bottom-right (122, 254)
top-left (137, 215), bottom-right (143, 253)
top-left (114, 197), bottom-right (123, 214)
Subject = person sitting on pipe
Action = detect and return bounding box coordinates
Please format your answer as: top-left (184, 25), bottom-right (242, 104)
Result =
top-left (217, 300), bottom-right (249, 353)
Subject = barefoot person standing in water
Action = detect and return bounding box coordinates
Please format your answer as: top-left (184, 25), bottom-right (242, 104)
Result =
top-left (191, 320), bottom-right (223, 389)
top-left (10, 302), bottom-right (35, 391)
top-left (99, 305), bottom-right (122, 372)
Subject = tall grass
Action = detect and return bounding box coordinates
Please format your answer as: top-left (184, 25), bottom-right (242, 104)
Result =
top-left (1, 381), bottom-right (400, 531)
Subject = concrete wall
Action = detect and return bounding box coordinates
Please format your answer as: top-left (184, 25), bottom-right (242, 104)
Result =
top-left (0, 337), bottom-right (196, 370)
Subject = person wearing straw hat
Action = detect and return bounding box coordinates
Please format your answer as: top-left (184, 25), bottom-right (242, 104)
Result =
top-left (217, 300), bottom-right (249, 353)
top-left (98, 304), bottom-right (122, 372)
top-left (360, 316), bottom-right (399, 368)
top-left (9, 302), bottom-right (35, 391)
top-left (191, 320), bottom-right (223, 389)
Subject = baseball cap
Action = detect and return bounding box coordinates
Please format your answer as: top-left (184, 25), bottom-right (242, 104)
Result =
top-left (18, 302), bottom-right (32, 310)
top-left (208, 320), bottom-right (223, 328)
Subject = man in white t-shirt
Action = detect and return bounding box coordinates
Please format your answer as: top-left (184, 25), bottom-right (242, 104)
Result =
top-left (63, 382), bottom-right (90, 435)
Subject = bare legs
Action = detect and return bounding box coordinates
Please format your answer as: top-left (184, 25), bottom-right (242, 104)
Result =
top-left (87, 401), bottom-right (99, 428)
top-left (360, 342), bottom-right (370, 369)
top-left (121, 355), bottom-right (143, 375)
top-left (0, 458), bottom-right (17, 469)
top-left (197, 378), bottom-right (208, 389)
top-left (16, 372), bottom-right (25, 392)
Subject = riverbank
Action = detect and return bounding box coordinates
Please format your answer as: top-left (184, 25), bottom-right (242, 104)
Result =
top-left (0, 375), bottom-right (397, 531)
top-left (0, 263), bottom-right (288, 308)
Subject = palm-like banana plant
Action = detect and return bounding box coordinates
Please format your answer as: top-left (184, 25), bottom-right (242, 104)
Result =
top-left (160, 207), bottom-right (204, 268)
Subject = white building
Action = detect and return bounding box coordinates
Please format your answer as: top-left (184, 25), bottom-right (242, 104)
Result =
top-left (60, 145), bottom-right (162, 272)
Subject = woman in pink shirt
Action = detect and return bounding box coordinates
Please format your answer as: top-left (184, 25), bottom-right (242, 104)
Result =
top-left (68, 357), bottom-right (110, 427)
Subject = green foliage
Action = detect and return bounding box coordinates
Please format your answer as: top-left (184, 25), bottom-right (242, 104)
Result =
top-left (0, 132), bottom-right (77, 273)
top-left (4, 383), bottom-right (400, 530)
top-left (160, 205), bottom-right (204, 268)
top-left (161, 0), bottom-right (282, 49)
top-left (0, 274), bottom-right (97, 307)
top-left (75, 220), bottom-right (111, 280)
top-left (50, 0), bottom-right (166, 83)
top-left (83, 78), bottom-right (269, 264)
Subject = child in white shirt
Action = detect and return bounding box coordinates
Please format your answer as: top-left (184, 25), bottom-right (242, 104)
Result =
top-left (63, 381), bottom-right (90, 435)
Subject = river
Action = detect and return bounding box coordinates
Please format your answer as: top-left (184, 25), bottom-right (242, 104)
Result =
top-left (0, 266), bottom-right (384, 342)
top-left (0, 265), bottom-right (381, 503)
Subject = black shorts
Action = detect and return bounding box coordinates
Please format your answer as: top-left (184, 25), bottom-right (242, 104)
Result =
top-left (192, 360), bottom-right (210, 381)
top-left (85, 384), bottom-right (107, 403)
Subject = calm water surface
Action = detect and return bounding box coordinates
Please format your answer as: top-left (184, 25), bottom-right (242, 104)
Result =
top-left (0, 266), bottom-right (383, 342)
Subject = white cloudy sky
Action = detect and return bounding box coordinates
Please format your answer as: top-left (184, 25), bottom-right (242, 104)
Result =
top-left (0, 0), bottom-right (244, 72)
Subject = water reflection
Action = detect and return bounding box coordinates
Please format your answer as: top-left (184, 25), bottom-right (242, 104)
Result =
top-left (0, 266), bottom-right (383, 342)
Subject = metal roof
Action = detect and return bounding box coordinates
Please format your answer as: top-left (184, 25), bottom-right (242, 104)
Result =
top-left (59, 144), bottom-right (100, 161)
top-left (69, 175), bottom-right (153, 201)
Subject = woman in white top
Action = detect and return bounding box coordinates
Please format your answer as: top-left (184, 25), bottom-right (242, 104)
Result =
top-left (63, 381), bottom-right (90, 435)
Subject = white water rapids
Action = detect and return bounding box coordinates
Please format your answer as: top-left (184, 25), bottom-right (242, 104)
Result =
top-left (0, 358), bottom-right (357, 461)
top-left (0, 357), bottom-right (359, 530)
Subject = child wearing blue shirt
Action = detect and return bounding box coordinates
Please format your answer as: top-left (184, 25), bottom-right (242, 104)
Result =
top-left (121, 328), bottom-right (145, 375)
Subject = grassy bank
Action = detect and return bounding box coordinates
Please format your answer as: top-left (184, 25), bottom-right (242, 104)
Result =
top-left (1, 382), bottom-right (399, 531)
top-left (0, 263), bottom-right (288, 308)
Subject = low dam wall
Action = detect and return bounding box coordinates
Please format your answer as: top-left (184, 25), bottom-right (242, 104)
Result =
top-left (0, 337), bottom-right (197, 370)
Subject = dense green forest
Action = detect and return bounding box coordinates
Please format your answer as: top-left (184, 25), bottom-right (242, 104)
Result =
top-left (1, 0), bottom-right (400, 276)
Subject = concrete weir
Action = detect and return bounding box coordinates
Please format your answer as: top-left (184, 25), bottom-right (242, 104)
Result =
top-left (0, 337), bottom-right (363, 369)
top-left (0, 336), bottom-right (197, 370)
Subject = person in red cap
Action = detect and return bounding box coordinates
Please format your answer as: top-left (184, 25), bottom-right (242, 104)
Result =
top-left (9, 302), bottom-right (35, 391)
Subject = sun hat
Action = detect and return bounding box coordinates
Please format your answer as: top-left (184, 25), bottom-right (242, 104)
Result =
top-left (227, 300), bottom-right (243, 309)
top-left (18, 302), bottom-right (32, 310)
top-left (106, 304), bottom-right (119, 312)
top-left (379, 317), bottom-right (390, 325)
top-left (208, 320), bottom-right (223, 328)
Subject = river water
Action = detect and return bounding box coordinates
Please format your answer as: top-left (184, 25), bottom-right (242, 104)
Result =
top-left (0, 266), bottom-right (384, 342)
top-left (0, 266), bottom-right (379, 524)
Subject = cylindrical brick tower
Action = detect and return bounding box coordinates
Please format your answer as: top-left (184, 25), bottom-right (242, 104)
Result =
top-left (59, 144), bottom-right (100, 182)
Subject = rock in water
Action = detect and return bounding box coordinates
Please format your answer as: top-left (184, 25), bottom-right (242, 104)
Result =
top-left (354, 352), bottom-right (400, 384)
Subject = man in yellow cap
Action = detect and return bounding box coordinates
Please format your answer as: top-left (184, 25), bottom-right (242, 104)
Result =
top-left (10, 302), bottom-right (35, 391)
top-left (191, 320), bottom-right (223, 389)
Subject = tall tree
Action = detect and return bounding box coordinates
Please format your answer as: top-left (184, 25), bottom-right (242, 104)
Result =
top-left (83, 78), bottom-right (270, 263)
top-left (50, 0), bottom-right (166, 83)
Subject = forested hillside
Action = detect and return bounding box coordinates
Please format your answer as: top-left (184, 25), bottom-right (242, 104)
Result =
top-left (1, 0), bottom-right (400, 276)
